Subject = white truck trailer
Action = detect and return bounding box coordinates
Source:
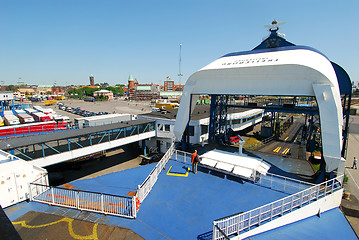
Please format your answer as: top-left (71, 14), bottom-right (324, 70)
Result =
top-left (83, 114), bottom-right (134, 128)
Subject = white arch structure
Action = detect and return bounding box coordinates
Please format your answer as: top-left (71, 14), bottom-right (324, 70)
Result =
top-left (174, 46), bottom-right (345, 174)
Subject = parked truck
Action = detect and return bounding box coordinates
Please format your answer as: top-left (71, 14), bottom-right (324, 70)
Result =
top-left (17, 113), bottom-right (35, 124)
top-left (82, 114), bottom-right (134, 128)
top-left (44, 99), bottom-right (57, 106)
top-left (32, 112), bottom-right (52, 122)
top-left (25, 108), bottom-right (38, 115)
top-left (14, 109), bottom-right (27, 115)
top-left (155, 102), bottom-right (179, 110)
top-left (3, 114), bottom-right (20, 126)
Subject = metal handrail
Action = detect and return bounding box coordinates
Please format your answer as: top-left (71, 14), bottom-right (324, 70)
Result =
top-left (31, 183), bottom-right (134, 198)
top-left (212, 174), bottom-right (344, 240)
top-left (137, 143), bottom-right (175, 203)
top-left (214, 225), bottom-right (230, 240)
top-left (30, 182), bottom-right (136, 219)
top-left (258, 171), bottom-right (316, 187)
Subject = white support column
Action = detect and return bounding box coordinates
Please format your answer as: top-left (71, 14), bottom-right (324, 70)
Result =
top-left (313, 84), bottom-right (344, 174)
top-left (238, 141), bottom-right (245, 156)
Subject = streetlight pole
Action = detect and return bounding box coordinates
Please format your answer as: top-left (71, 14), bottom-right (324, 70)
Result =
top-left (178, 43), bottom-right (183, 86)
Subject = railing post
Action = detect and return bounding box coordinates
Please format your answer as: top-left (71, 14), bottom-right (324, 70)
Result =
top-left (324, 181), bottom-right (328, 196)
top-left (270, 203), bottom-right (273, 221)
top-left (76, 191), bottom-right (80, 209)
top-left (132, 196), bottom-right (137, 218)
top-left (213, 223), bottom-right (217, 240)
top-left (258, 208), bottom-right (262, 226)
top-left (51, 187), bottom-right (55, 204)
top-left (101, 194), bottom-right (104, 213)
top-left (248, 211), bottom-right (251, 230)
top-left (28, 183), bottom-right (33, 201)
top-left (316, 186), bottom-right (320, 201)
top-left (300, 191), bottom-right (303, 207)
top-left (237, 215), bottom-right (241, 234)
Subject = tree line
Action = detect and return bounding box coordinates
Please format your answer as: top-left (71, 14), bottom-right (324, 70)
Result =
top-left (67, 86), bottom-right (124, 98)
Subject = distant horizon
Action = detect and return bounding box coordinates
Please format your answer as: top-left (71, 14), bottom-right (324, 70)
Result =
top-left (1, 79), bottom-right (186, 88)
top-left (1, 1), bottom-right (358, 86)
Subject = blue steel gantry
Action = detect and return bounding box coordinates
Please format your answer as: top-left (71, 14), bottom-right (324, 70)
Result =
top-left (0, 119), bottom-right (156, 167)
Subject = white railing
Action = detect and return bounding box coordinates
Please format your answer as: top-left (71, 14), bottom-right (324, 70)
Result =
top-left (173, 149), bottom-right (192, 163)
top-left (29, 183), bottom-right (136, 219)
top-left (255, 172), bottom-right (315, 195)
top-left (137, 143), bottom-right (175, 203)
top-left (213, 174), bottom-right (344, 240)
top-left (29, 142), bottom-right (175, 218)
top-left (29, 174), bottom-right (50, 199)
top-left (173, 149), bottom-right (313, 194)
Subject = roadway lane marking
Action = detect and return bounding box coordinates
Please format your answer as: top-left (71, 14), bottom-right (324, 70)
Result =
top-left (346, 168), bottom-right (359, 191)
top-left (284, 137), bottom-right (289, 141)
top-left (282, 148), bottom-right (290, 154)
top-left (273, 147), bottom-right (281, 153)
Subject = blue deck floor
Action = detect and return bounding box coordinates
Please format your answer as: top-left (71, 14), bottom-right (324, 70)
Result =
top-left (251, 208), bottom-right (357, 240)
top-left (64, 163), bottom-right (155, 196)
top-left (5, 156), bottom-right (358, 239)
top-left (135, 159), bottom-right (289, 239)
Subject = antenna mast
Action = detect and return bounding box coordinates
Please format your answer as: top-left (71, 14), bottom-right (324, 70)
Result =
top-left (178, 43), bottom-right (183, 86)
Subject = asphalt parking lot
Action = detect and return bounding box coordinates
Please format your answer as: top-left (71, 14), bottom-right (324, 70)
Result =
top-left (32, 98), bottom-right (153, 122)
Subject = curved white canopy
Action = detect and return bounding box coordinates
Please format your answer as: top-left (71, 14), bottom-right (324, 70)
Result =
top-left (174, 46), bottom-right (344, 173)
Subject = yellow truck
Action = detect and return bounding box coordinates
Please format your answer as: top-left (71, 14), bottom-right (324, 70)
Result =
top-left (54, 96), bottom-right (65, 100)
top-left (44, 99), bottom-right (57, 106)
top-left (155, 102), bottom-right (179, 110)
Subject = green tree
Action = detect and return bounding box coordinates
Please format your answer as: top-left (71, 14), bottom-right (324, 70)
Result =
top-left (97, 93), bottom-right (106, 101)
top-left (106, 86), bottom-right (123, 96)
top-left (5, 85), bottom-right (19, 91)
top-left (80, 87), bottom-right (97, 96)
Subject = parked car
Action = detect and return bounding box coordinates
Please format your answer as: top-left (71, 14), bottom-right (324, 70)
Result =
top-left (141, 153), bottom-right (164, 165)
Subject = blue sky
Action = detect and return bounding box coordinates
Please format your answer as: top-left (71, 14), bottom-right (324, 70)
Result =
top-left (1, 1), bottom-right (358, 86)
